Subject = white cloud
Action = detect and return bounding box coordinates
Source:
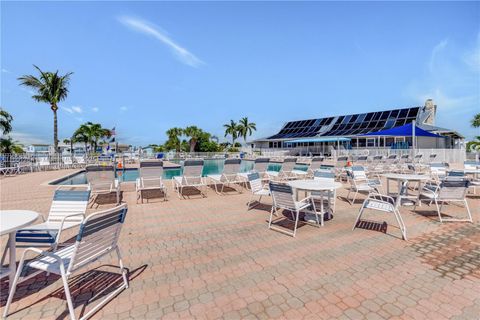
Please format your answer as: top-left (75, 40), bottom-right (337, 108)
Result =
top-left (118, 15), bottom-right (205, 68)
top-left (92, 107), bottom-right (99, 112)
top-left (1, 68), bottom-right (10, 73)
top-left (10, 131), bottom-right (49, 145)
top-left (463, 33), bottom-right (480, 72)
top-left (120, 106), bottom-right (128, 112)
top-left (415, 89), bottom-right (477, 111)
top-left (429, 39), bottom-right (448, 72)
top-left (62, 106), bottom-right (83, 114)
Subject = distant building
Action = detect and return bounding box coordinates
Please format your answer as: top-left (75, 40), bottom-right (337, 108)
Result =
top-left (252, 99), bottom-right (463, 153)
top-left (24, 144), bottom-right (52, 154)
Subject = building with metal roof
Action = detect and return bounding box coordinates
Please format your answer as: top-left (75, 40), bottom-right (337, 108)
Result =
top-left (252, 99), bottom-right (464, 153)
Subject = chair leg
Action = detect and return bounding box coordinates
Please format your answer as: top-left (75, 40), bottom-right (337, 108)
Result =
top-left (3, 257), bottom-right (26, 318)
top-left (352, 205), bottom-right (365, 230)
top-left (351, 190), bottom-right (358, 205)
top-left (435, 199), bottom-right (443, 223)
top-left (465, 200), bottom-right (473, 223)
top-left (116, 247), bottom-right (129, 289)
top-left (292, 210), bottom-right (300, 237)
top-left (268, 206), bottom-right (276, 228)
top-left (60, 266), bottom-right (76, 320)
top-left (393, 209), bottom-right (407, 240)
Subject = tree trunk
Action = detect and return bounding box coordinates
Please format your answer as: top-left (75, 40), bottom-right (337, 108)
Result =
top-left (189, 140), bottom-right (195, 153)
top-left (52, 105), bottom-right (59, 153)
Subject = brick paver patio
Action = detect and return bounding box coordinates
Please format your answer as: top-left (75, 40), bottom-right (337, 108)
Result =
top-left (1, 169), bottom-right (479, 319)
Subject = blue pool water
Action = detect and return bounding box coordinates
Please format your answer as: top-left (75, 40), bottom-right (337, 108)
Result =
top-left (51, 159), bottom-right (308, 185)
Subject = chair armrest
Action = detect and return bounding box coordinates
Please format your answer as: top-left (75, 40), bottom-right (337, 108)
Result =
top-left (19, 247), bottom-right (64, 264)
top-left (368, 193), bottom-right (395, 205)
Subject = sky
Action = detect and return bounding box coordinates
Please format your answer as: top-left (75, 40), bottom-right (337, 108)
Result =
top-left (1, 1), bottom-right (479, 146)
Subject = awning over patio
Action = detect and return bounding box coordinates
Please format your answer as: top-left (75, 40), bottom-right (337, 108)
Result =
top-left (360, 123), bottom-right (443, 138)
top-left (287, 137), bottom-right (351, 143)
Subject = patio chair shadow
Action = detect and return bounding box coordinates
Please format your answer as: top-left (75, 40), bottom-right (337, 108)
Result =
top-left (1, 264), bottom-right (147, 319)
top-left (268, 210), bottom-right (308, 232)
top-left (207, 184), bottom-right (241, 195)
top-left (139, 189), bottom-right (167, 203)
top-left (179, 187), bottom-right (206, 199)
top-left (354, 219), bottom-right (388, 234)
top-left (247, 202), bottom-right (272, 212)
top-left (338, 196), bottom-right (365, 205)
top-left (92, 191), bottom-right (123, 207)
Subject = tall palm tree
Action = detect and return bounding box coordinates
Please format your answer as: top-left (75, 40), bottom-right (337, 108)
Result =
top-left (166, 127), bottom-right (183, 152)
top-left (471, 113), bottom-right (480, 128)
top-left (223, 120), bottom-right (239, 145)
top-left (18, 65), bottom-right (73, 153)
top-left (0, 108), bottom-right (13, 135)
top-left (237, 117), bottom-right (256, 145)
top-left (73, 122), bottom-right (111, 153)
top-left (184, 126), bottom-right (204, 153)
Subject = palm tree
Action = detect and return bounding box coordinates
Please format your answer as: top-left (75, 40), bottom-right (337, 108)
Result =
top-left (166, 127), bottom-right (183, 152)
top-left (471, 113), bottom-right (480, 128)
top-left (237, 117), bottom-right (256, 145)
top-left (0, 108), bottom-right (13, 135)
top-left (18, 65), bottom-right (73, 153)
top-left (184, 126), bottom-right (204, 153)
top-left (0, 137), bottom-right (23, 154)
top-left (223, 120), bottom-right (239, 145)
top-left (73, 122), bottom-right (111, 153)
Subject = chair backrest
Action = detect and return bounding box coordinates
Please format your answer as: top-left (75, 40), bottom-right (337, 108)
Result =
top-left (254, 158), bottom-right (270, 173)
top-left (351, 166), bottom-right (368, 180)
top-left (47, 188), bottom-right (91, 223)
top-left (223, 158), bottom-right (241, 175)
top-left (269, 182), bottom-right (296, 210)
top-left (356, 155), bottom-right (368, 164)
top-left (281, 158), bottom-right (297, 172)
top-left (86, 165), bottom-right (115, 184)
top-left (429, 154), bottom-right (437, 159)
top-left (75, 156), bottom-right (85, 164)
top-left (407, 164), bottom-right (416, 173)
top-left (386, 154), bottom-right (397, 162)
top-left (445, 170), bottom-right (466, 180)
top-left (248, 172), bottom-right (264, 193)
top-left (464, 161), bottom-right (480, 169)
top-left (309, 156), bottom-right (324, 171)
top-left (63, 157), bottom-right (73, 165)
top-left (182, 159), bottom-right (204, 184)
top-left (438, 180), bottom-right (470, 200)
top-left (139, 160), bottom-right (164, 179)
top-left (372, 155), bottom-right (383, 161)
top-left (313, 170), bottom-right (335, 182)
top-left (68, 204), bottom-right (128, 274)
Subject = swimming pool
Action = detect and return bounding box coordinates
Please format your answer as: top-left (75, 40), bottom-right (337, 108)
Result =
top-left (50, 159), bottom-right (308, 185)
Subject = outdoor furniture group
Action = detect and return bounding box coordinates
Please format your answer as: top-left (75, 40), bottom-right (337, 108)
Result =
top-left (0, 155), bottom-right (477, 319)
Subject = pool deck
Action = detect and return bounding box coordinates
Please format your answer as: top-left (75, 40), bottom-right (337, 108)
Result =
top-left (1, 169), bottom-right (479, 319)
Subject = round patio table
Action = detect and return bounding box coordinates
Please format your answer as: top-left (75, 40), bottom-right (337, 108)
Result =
top-left (0, 210), bottom-right (39, 290)
top-left (383, 173), bottom-right (429, 206)
top-left (287, 180), bottom-right (342, 222)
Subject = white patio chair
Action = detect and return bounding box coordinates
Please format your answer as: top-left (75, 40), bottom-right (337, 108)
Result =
top-left (3, 204), bottom-right (129, 320)
top-left (74, 156), bottom-right (86, 167)
top-left (208, 158), bottom-right (243, 194)
top-left (173, 159), bottom-right (207, 198)
top-left (304, 156), bottom-right (325, 177)
top-left (136, 160), bottom-right (167, 203)
top-left (346, 166), bottom-right (380, 205)
top-left (62, 157), bottom-right (74, 169)
top-left (38, 157), bottom-right (51, 171)
top-left (352, 193), bottom-right (407, 240)
top-left (246, 172), bottom-right (270, 210)
top-left (266, 157), bottom-right (297, 181)
top-left (429, 162), bottom-right (448, 184)
top-left (268, 182), bottom-right (321, 237)
top-left (14, 187), bottom-right (91, 251)
top-left (334, 156), bottom-right (349, 181)
top-left (238, 157), bottom-right (270, 181)
top-left (416, 180), bottom-right (472, 223)
top-left (85, 165), bottom-right (121, 207)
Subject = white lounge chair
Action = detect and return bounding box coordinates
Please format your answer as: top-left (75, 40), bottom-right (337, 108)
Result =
top-left (246, 172), bottom-right (270, 210)
top-left (37, 157), bottom-right (51, 171)
top-left (13, 187), bottom-right (91, 251)
top-left (237, 157), bottom-right (270, 181)
top-left (353, 193), bottom-right (407, 240)
top-left (74, 156), bottom-right (86, 167)
top-left (62, 156), bottom-right (74, 169)
top-left (266, 157), bottom-right (297, 181)
top-left (3, 204), bottom-right (129, 320)
top-left (208, 158), bottom-right (243, 194)
top-left (136, 160), bottom-right (167, 203)
top-left (173, 159), bottom-right (207, 198)
top-left (85, 165), bottom-right (121, 207)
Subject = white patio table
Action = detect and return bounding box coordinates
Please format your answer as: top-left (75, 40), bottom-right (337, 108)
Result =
top-left (383, 173), bottom-right (429, 206)
top-left (1, 210), bottom-right (39, 290)
top-left (287, 179), bottom-right (342, 221)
